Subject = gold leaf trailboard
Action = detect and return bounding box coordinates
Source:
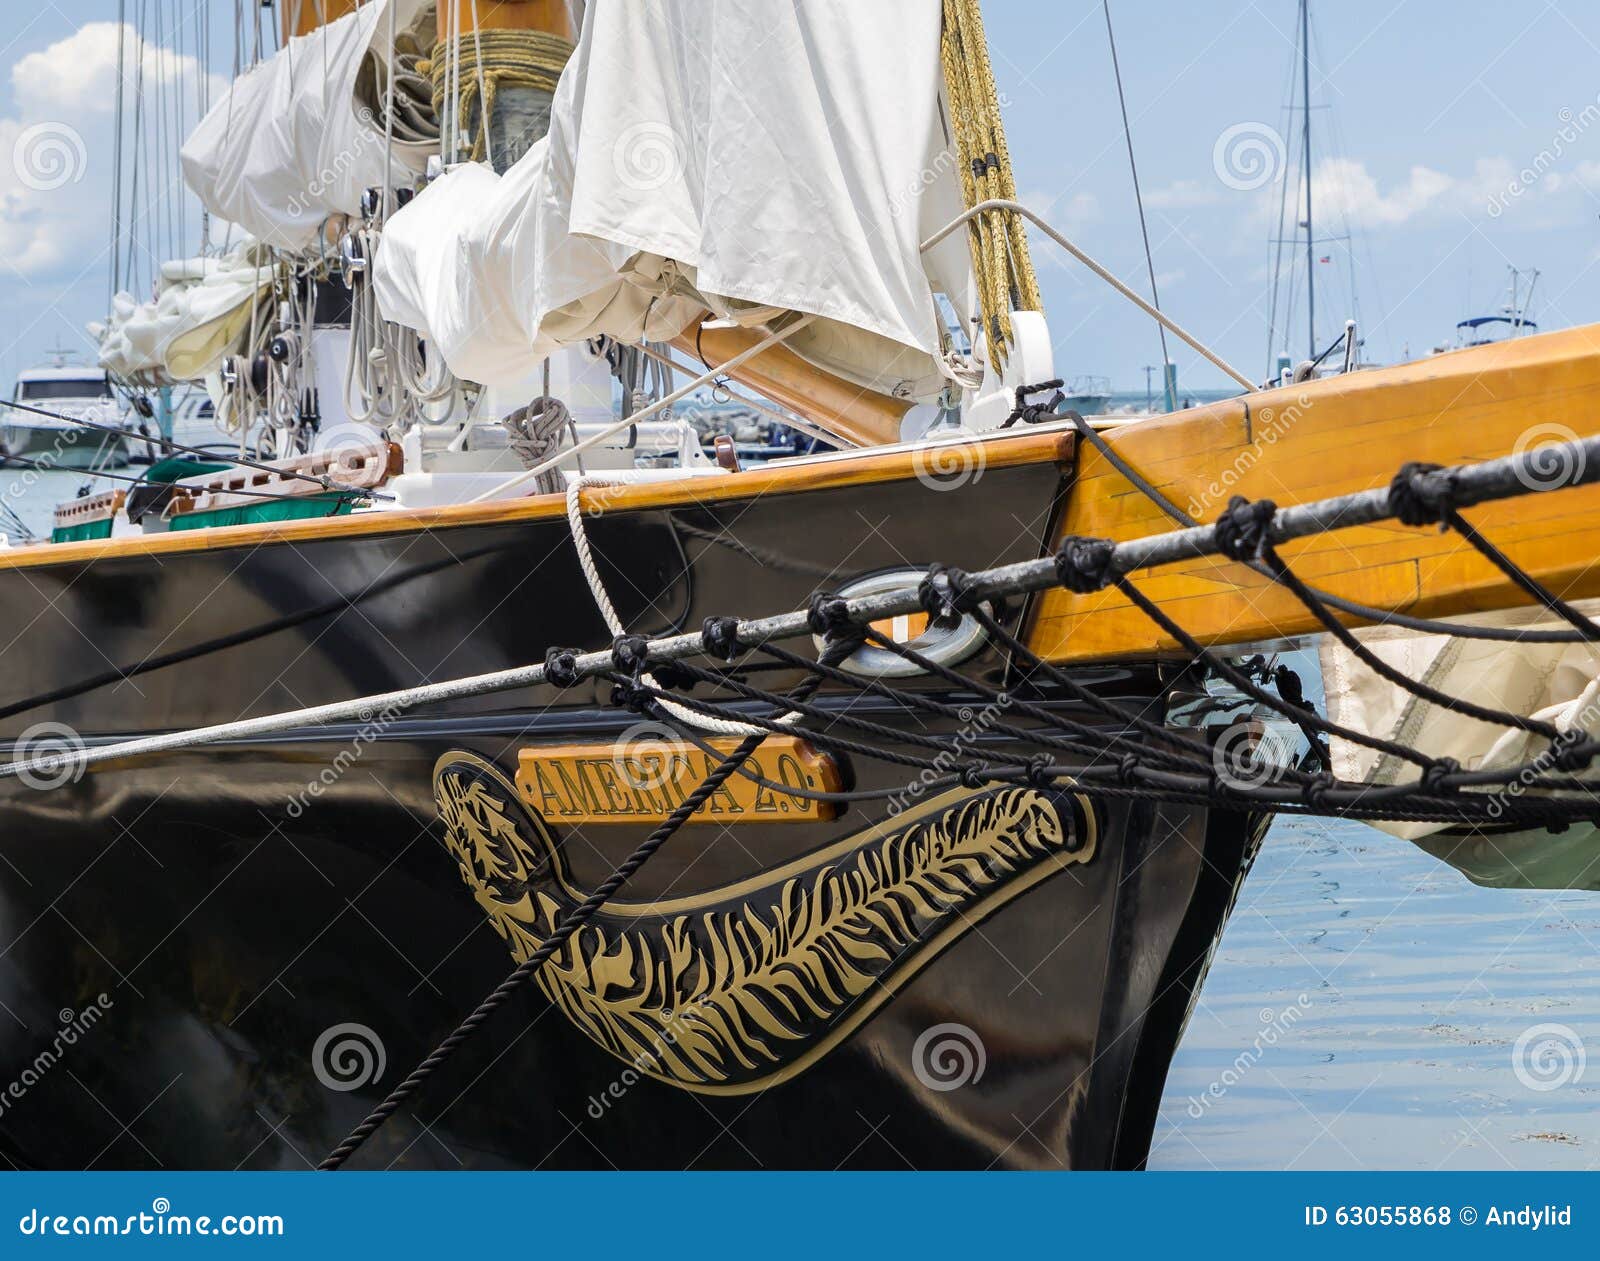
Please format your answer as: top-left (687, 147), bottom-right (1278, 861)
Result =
top-left (516, 737), bottom-right (842, 824)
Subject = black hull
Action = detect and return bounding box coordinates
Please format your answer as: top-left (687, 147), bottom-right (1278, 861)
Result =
top-left (0, 449), bottom-right (1267, 1168)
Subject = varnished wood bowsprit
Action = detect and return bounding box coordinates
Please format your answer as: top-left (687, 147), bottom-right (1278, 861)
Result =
top-left (1028, 323), bottom-right (1600, 662)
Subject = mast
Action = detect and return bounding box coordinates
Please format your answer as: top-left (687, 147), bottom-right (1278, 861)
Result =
top-left (282, 1), bottom-right (360, 42)
top-left (437, 0), bottom-right (576, 173)
top-left (1300, 0), bottom-right (1315, 360)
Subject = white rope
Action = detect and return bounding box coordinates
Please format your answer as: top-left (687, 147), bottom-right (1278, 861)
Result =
top-left (564, 476), bottom-right (795, 736)
top-left (344, 227), bottom-right (420, 429)
top-left (467, 315), bottom-right (815, 504)
top-left (4, 429), bottom-right (1596, 788)
top-left (921, 198), bottom-right (1256, 391)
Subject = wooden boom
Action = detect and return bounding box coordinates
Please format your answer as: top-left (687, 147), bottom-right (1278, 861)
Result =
top-left (674, 324), bottom-right (911, 449)
top-left (1028, 323), bottom-right (1600, 662)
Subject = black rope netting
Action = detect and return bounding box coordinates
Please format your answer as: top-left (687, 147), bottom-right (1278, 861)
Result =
top-left (322, 433), bottom-right (1600, 1168)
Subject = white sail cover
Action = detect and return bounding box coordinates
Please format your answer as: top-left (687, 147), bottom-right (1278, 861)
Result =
top-left (95, 242), bottom-right (273, 384)
top-left (375, 0), bottom-right (971, 395)
top-left (1320, 606), bottom-right (1600, 889)
top-left (181, 0), bottom-right (427, 251)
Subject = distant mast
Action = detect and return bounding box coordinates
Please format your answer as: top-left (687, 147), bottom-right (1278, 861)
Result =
top-left (1300, 0), bottom-right (1315, 360)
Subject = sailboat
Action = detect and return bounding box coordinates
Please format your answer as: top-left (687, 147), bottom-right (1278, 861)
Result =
top-left (1, 0), bottom-right (1598, 1172)
top-left (1432, 265), bottom-right (1542, 354)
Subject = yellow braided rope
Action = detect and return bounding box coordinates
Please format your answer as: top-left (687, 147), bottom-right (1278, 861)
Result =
top-left (422, 29), bottom-right (574, 163)
top-left (940, 0), bottom-right (1043, 369)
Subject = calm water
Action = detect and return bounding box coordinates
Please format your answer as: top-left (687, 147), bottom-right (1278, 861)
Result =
top-left (5, 414), bottom-right (1596, 1170)
top-left (1153, 815), bottom-right (1600, 1170)
top-left (1, 418), bottom-right (225, 541)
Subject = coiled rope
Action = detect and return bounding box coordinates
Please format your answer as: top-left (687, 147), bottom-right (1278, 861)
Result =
top-left (939, 0), bottom-right (1043, 367)
top-left (423, 29), bottom-right (574, 163)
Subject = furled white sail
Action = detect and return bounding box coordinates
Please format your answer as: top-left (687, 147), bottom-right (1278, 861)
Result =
top-left (1320, 608), bottom-right (1600, 889)
top-left (375, 0), bottom-right (972, 397)
top-left (181, 0), bottom-right (429, 251)
top-left (95, 242), bottom-right (274, 384)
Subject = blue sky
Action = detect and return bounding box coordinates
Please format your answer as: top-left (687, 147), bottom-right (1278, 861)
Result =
top-left (1, 1), bottom-right (1599, 393)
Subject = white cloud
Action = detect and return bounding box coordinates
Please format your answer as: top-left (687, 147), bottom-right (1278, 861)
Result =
top-left (13, 22), bottom-right (204, 116)
top-left (1145, 179), bottom-right (1223, 210)
top-left (1254, 153), bottom-right (1600, 234)
top-left (1311, 157), bottom-right (1457, 226)
top-left (0, 23), bottom-right (217, 283)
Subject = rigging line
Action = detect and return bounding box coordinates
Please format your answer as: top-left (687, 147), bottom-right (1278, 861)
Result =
top-left (317, 639), bottom-right (860, 1171)
top-left (0, 399), bottom-right (395, 502)
top-left (111, 0), bottom-right (128, 306)
top-left (0, 545), bottom-right (504, 723)
top-left (0, 500), bottom-right (35, 543)
top-left (623, 657), bottom-right (1595, 819)
top-left (923, 200), bottom-right (1254, 390)
top-left (467, 0), bottom-right (495, 169)
top-left (1100, 0), bottom-right (1169, 384)
top-left (1060, 408), bottom-right (1598, 644)
top-left (0, 451), bottom-right (363, 505)
top-left (466, 315), bottom-right (818, 503)
top-left (126, 0), bottom-right (145, 295)
top-left (11, 434), bottom-right (1600, 790)
top-left (633, 339), bottom-right (855, 451)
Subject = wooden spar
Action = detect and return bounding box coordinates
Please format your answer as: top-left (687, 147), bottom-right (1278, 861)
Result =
top-left (281, 0), bottom-right (360, 41)
top-left (672, 324), bottom-right (911, 449)
top-left (436, 0), bottom-right (575, 40)
top-left (1026, 322), bottom-right (1600, 662)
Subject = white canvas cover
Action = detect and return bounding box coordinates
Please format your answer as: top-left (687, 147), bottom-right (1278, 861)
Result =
top-left (180, 0), bottom-right (428, 252)
top-left (375, 0), bottom-right (972, 396)
top-left (96, 242), bottom-right (274, 384)
top-left (1319, 606), bottom-right (1600, 889)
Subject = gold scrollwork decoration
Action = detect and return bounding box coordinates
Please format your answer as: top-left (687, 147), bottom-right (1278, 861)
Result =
top-left (433, 752), bottom-right (1096, 1094)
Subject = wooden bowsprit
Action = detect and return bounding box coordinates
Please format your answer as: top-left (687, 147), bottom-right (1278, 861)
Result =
top-left (1029, 324), bottom-right (1600, 663)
